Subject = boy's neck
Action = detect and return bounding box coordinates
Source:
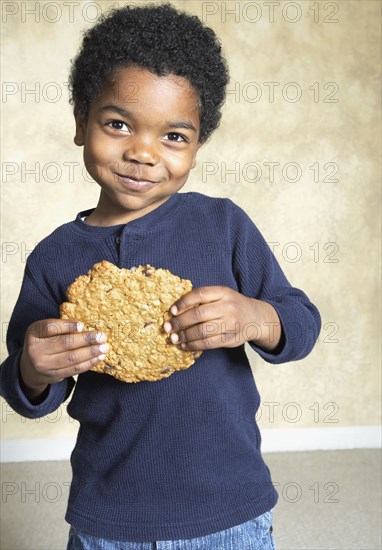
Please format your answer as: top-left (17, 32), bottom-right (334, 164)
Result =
top-left (84, 193), bottom-right (175, 227)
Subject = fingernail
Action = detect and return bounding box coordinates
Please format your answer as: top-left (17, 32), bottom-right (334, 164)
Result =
top-left (99, 343), bottom-right (109, 353)
top-left (180, 343), bottom-right (186, 349)
top-left (171, 306), bottom-right (178, 315)
top-left (164, 322), bottom-right (172, 333)
top-left (76, 322), bottom-right (84, 332)
top-left (170, 333), bottom-right (179, 344)
top-left (96, 332), bottom-right (107, 343)
top-left (98, 354), bottom-right (106, 361)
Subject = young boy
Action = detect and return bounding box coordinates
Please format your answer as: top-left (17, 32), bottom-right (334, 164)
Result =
top-left (0, 4), bottom-right (321, 549)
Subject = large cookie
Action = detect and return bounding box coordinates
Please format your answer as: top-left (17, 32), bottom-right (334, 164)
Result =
top-left (60, 261), bottom-right (202, 382)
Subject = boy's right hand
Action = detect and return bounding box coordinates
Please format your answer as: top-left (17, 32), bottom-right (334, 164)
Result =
top-left (19, 319), bottom-right (109, 400)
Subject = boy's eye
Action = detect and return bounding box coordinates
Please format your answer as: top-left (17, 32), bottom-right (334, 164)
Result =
top-left (108, 120), bottom-right (128, 131)
top-left (166, 132), bottom-right (186, 143)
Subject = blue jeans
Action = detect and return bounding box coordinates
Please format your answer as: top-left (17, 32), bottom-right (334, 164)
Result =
top-left (67, 512), bottom-right (275, 550)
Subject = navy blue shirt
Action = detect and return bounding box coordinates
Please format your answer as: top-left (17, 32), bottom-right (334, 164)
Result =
top-left (1, 192), bottom-right (321, 541)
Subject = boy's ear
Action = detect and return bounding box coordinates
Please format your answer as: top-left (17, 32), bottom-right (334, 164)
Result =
top-left (73, 111), bottom-right (87, 146)
top-left (191, 141), bottom-right (204, 169)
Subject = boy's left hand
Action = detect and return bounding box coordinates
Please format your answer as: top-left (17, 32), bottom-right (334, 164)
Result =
top-left (163, 286), bottom-right (282, 352)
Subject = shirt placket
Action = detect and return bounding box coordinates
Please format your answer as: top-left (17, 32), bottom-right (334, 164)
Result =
top-left (117, 229), bottom-right (145, 268)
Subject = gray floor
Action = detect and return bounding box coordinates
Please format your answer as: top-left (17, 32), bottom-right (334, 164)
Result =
top-left (1, 450), bottom-right (381, 550)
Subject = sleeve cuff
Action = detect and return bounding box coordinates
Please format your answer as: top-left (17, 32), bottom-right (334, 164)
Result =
top-left (0, 350), bottom-right (75, 419)
top-left (249, 299), bottom-right (318, 364)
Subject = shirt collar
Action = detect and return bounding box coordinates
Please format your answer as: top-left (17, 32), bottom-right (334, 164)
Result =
top-left (73, 193), bottom-right (184, 236)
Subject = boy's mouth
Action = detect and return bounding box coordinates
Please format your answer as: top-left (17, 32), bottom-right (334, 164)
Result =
top-left (114, 172), bottom-right (159, 193)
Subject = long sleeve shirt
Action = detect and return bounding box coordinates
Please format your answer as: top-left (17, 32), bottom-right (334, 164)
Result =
top-left (0, 192), bottom-right (321, 541)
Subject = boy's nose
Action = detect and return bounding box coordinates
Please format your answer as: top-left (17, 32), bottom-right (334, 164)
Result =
top-left (122, 134), bottom-right (159, 166)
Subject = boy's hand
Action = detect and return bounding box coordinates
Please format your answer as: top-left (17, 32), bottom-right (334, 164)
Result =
top-left (20, 319), bottom-right (109, 400)
top-left (164, 286), bottom-right (282, 352)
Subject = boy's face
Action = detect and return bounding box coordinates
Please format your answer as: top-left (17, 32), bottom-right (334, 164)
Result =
top-left (74, 66), bottom-right (202, 225)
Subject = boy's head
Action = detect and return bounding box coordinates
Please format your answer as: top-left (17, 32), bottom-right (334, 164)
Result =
top-left (69, 3), bottom-right (229, 143)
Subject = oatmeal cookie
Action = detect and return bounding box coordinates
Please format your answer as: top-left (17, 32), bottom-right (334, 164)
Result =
top-left (60, 261), bottom-right (202, 382)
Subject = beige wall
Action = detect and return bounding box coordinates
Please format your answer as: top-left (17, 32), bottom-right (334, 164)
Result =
top-left (1, 0), bottom-right (381, 442)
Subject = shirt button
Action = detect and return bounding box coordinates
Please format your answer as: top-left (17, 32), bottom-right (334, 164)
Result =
top-left (115, 236), bottom-right (121, 244)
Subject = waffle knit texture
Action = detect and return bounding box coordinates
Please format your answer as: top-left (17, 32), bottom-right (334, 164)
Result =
top-left (1, 192), bottom-right (321, 542)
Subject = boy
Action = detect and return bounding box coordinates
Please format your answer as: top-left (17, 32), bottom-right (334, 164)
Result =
top-left (0, 4), bottom-right (321, 549)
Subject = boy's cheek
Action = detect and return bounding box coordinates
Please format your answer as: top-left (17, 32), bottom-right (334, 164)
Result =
top-left (83, 141), bottom-right (107, 167)
top-left (82, 151), bottom-right (103, 182)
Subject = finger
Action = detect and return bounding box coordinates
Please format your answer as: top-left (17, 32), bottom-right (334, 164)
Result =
top-left (46, 340), bottom-right (110, 371)
top-left (177, 333), bottom-right (230, 351)
top-left (175, 320), bottom-right (221, 345)
top-left (175, 319), bottom-right (244, 348)
top-left (170, 287), bottom-right (224, 316)
top-left (27, 319), bottom-right (84, 342)
top-left (43, 330), bottom-right (108, 356)
top-left (49, 353), bottom-right (107, 380)
top-left (164, 303), bottom-right (221, 335)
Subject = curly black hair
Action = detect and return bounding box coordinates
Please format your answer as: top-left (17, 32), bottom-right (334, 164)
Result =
top-left (68, 3), bottom-right (229, 142)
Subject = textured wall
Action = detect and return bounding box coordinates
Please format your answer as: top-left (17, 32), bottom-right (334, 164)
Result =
top-left (1, 0), bottom-right (380, 442)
